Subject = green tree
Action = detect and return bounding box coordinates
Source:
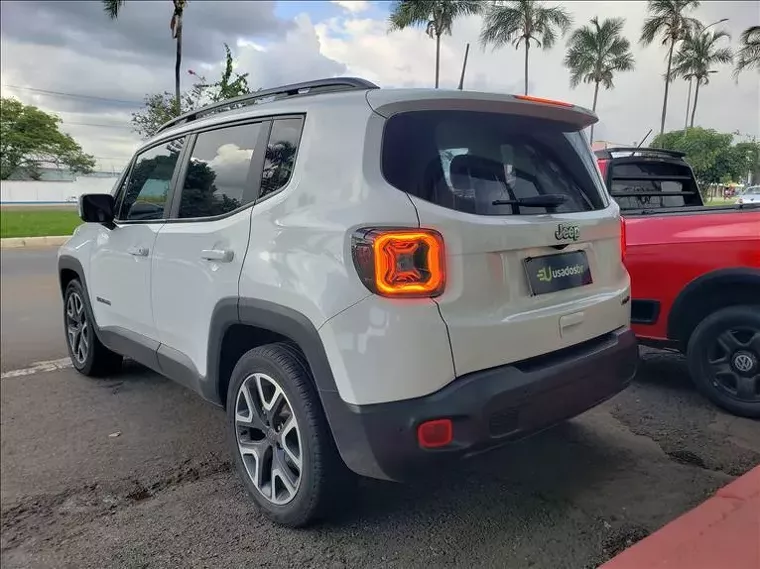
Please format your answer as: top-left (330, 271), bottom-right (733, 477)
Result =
top-left (131, 44), bottom-right (252, 139)
top-left (734, 26), bottom-right (760, 79)
top-left (480, 0), bottom-right (572, 95)
top-left (388, 0), bottom-right (483, 89)
top-left (563, 17), bottom-right (635, 143)
top-left (188, 43), bottom-right (251, 104)
top-left (672, 22), bottom-right (732, 128)
top-left (651, 127), bottom-right (755, 191)
top-left (731, 140), bottom-right (760, 184)
top-left (0, 97), bottom-right (96, 180)
top-left (640, 0), bottom-right (700, 136)
top-left (103, 0), bottom-right (188, 113)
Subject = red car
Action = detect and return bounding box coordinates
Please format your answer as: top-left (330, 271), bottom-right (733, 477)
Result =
top-left (597, 147), bottom-right (760, 417)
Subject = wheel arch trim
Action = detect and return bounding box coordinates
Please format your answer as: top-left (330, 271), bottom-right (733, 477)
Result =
top-left (667, 267), bottom-right (760, 341)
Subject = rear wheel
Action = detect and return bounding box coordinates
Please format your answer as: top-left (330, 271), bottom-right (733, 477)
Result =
top-left (226, 343), bottom-right (348, 527)
top-left (687, 306), bottom-right (760, 418)
top-left (63, 280), bottom-right (122, 376)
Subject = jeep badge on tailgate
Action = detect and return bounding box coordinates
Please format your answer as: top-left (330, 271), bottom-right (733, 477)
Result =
top-left (555, 224), bottom-right (580, 241)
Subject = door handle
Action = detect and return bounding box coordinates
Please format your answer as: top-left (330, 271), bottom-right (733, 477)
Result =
top-left (127, 246), bottom-right (149, 257)
top-left (201, 249), bottom-right (234, 262)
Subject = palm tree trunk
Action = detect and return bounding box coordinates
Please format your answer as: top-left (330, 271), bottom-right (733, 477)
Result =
top-left (523, 41), bottom-right (530, 95)
top-left (660, 37), bottom-right (676, 136)
top-left (690, 80), bottom-right (700, 128)
top-left (590, 80), bottom-right (600, 144)
top-left (684, 78), bottom-right (692, 130)
top-left (174, 14), bottom-right (183, 114)
top-left (435, 32), bottom-right (441, 89)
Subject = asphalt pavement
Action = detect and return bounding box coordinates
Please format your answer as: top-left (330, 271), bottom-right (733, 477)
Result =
top-left (1, 247), bottom-right (758, 569)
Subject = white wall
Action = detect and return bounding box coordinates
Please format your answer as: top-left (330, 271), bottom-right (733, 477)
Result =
top-left (0, 178), bottom-right (119, 204)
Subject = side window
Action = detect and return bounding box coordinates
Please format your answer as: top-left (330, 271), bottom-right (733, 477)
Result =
top-left (259, 117), bottom-right (304, 199)
top-left (177, 122), bottom-right (262, 219)
top-left (118, 138), bottom-right (185, 221)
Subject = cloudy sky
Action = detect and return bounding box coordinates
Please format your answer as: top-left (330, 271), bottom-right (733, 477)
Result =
top-left (1, 0), bottom-right (758, 172)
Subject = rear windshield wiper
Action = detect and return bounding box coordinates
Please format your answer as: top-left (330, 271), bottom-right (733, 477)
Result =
top-left (492, 194), bottom-right (568, 209)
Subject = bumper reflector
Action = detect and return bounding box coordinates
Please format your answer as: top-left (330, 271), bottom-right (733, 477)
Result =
top-left (417, 419), bottom-right (453, 449)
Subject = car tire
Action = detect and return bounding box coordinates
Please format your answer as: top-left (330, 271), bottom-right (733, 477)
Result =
top-left (226, 342), bottom-right (349, 527)
top-left (687, 305), bottom-right (760, 418)
top-left (63, 279), bottom-right (123, 377)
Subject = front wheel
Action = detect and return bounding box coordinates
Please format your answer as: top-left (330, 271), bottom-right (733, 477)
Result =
top-left (687, 305), bottom-right (760, 418)
top-left (226, 343), bottom-right (348, 527)
top-left (63, 280), bottom-right (122, 376)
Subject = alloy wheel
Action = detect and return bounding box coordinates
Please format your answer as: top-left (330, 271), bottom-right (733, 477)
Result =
top-left (66, 292), bottom-right (90, 365)
top-left (235, 373), bottom-right (303, 505)
top-left (706, 326), bottom-right (760, 403)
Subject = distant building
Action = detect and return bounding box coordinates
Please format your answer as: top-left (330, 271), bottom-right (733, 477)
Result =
top-left (591, 140), bottom-right (631, 152)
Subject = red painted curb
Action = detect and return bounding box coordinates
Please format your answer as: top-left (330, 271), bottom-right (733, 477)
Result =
top-left (600, 466), bottom-right (760, 569)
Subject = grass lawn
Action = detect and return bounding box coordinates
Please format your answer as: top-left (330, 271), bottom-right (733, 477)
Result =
top-left (0, 208), bottom-right (82, 238)
top-left (704, 198), bottom-right (738, 206)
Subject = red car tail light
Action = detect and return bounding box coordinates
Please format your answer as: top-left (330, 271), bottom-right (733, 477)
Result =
top-left (417, 419), bottom-right (453, 449)
top-left (351, 228), bottom-right (445, 298)
top-left (620, 217), bottom-right (627, 262)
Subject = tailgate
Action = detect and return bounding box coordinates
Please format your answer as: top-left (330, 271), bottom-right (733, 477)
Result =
top-left (379, 105), bottom-right (630, 376)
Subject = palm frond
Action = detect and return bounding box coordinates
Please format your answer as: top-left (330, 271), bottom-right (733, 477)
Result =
top-left (480, 1), bottom-right (523, 50)
top-left (564, 16), bottom-right (635, 90)
top-left (389, 0), bottom-right (482, 36)
top-left (640, 0), bottom-right (700, 45)
top-left (102, 0), bottom-right (126, 19)
top-left (734, 26), bottom-right (760, 77)
top-left (674, 24), bottom-right (732, 84)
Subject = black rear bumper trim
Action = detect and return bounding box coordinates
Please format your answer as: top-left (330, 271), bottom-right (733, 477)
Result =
top-left (321, 327), bottom-right (638, 481)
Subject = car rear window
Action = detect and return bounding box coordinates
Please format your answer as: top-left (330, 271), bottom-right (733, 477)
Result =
top-left (381, 110), bottom-right (607, 216)
top-left (607, 161), bottom-right (701, 210)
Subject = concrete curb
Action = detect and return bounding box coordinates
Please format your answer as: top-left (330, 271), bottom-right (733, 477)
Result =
top-left (0, 235), bottom-right (70, 249)
top-left (601, 465), bottom-right (760, 569)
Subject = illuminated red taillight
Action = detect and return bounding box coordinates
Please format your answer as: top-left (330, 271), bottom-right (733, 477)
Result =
top-left (417, 419), bottom-right (453, 449)
top-left (351, 228), bottom-right (445, 298)
top-left (620, 217), bottom-right (627, 262)
top-left (514, 94), bottom-right (573, 107)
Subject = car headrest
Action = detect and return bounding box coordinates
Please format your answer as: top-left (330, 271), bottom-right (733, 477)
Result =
top-left (449, 154), bottom-right (506, 191)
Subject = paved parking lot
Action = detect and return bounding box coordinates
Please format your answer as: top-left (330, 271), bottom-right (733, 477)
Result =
top-left (1, 247), bottom-right (758, 569)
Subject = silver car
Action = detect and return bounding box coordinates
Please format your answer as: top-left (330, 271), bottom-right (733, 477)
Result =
top-left (738, 186), bottom-right (760, 204)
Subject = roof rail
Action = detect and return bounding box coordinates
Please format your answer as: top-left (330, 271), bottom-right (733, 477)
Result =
top-left (156, 77), bottom-right (380, 134)
top-left (595, 147), bottom-right (686, 160)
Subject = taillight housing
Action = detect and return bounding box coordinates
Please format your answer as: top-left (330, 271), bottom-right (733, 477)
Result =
top-left (351, 228), bottom-right (445, 298)
top-left (620, 217), bottom-right (627, 262)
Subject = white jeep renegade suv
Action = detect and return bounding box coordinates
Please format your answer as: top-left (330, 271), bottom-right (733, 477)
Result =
top-left (58, 78), bottom-right (637, 527)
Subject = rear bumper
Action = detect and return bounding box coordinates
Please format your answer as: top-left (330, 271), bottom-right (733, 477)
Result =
top-left (321, 326), bottom-right (638, 481)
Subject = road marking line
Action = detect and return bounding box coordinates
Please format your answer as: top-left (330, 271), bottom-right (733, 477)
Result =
top-left (1, 357), bottom-right (73, 380)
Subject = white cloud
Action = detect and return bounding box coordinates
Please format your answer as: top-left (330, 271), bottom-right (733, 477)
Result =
top-left (314, 1), bottom-right (759, 145)
top-left (2, 0), bottom-right (757, 174)
top-left (331, 1), bottom-right (371, 14)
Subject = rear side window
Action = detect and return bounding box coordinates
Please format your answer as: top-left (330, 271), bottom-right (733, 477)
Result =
top-left (381, 111), bottom-right (606, 216)
top-left (177, 122), bottom-right (263, 219)
top-left (608, 161), bottom-right (701, 210)
top-left (259, 117), bottom-right (304, 199)
top-left (118, 138), bottom-right (185, 221)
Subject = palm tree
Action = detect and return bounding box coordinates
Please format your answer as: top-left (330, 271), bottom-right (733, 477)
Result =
top-left (103, 0), bottom-right (188, 113)
top-left (672, 23), bottom-right (732, 127)
top-left (388, 0), bottom-right (483, 89)
top-left (640, 0), bottom-right (700, 136)
top-left (480, 0), bottom-right (572, 95)
top-left (563, 17), bottom-right (634, 143)
top-left (734, 26), bottom-right (760, 78)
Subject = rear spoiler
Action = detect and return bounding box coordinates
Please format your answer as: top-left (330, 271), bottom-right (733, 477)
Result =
top-left (367, 89), bottom-right (598, 129)
top-left (595, 147), bottom-right (686, 160)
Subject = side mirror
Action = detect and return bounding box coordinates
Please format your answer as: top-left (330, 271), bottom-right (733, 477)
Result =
top-left (79, 194), bottom-right (116, 228)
